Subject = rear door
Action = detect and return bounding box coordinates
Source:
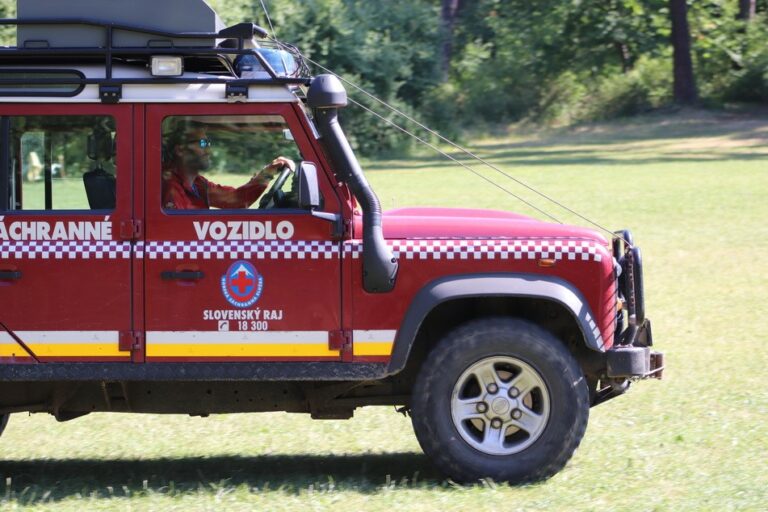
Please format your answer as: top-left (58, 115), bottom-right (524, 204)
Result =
top-left (0, 104), bottom-right (135, 362)
top-left (142, 103), bottom-right (344, 361)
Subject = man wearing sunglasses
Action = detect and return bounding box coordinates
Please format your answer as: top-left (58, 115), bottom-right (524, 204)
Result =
top-left (162, 125), bottom-right (295, 210)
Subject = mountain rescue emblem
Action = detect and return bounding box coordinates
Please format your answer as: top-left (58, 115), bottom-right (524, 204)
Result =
top-left (220, 260), bottom-right (263, 308)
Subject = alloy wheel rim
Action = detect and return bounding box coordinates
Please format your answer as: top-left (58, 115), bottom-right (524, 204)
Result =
top-left (450, 356), bottom-right (551, 456)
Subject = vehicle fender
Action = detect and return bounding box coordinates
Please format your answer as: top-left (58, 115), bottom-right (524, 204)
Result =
top-left (387, 273), bottom-right (606, 374)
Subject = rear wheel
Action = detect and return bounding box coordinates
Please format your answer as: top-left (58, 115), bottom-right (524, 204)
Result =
top-left (411, 317), bottom-right (589, 484)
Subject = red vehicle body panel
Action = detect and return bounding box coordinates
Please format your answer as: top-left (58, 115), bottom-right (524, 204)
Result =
top-left (141, 103), bottom-right (345, 362)
top-left (0, 102), bottom-right (616, 365)
top-left (345, 209), bottom-right (617, 361)
top-left (0, 103), bottom-right (134, 362)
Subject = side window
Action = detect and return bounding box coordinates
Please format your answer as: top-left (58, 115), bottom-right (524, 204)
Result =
top-left (161, 115), bottom-right (303, 211)
top-left (1, 115), bottom-right (116, 211)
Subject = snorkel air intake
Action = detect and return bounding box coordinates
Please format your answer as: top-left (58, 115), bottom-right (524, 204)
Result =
top-left (308, 74), bottom-right (398, 293)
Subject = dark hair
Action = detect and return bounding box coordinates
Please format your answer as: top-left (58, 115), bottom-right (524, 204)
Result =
top-left (163, 118), bottom-right (209, 147)
top-left (162, 117), bottom-right (207, 163)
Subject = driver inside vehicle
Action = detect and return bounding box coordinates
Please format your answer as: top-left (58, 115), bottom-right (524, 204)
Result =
top-left (162, 123), bottom-right (295, 210)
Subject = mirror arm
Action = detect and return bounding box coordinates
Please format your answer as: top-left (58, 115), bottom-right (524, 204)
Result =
top-left (311, 211), bottom-right (344, 238)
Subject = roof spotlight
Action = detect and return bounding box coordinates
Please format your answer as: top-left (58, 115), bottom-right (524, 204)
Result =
top-left (151, 56), bottom-right (184, 77)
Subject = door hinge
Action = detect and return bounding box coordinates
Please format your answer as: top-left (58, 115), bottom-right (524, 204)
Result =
top-left (343, 219), bottom-right (353, 239)
top-left (120, 220), bottom-right (142, 240)
top-left (119, 331), bottom-right (143, 352)
top-left (329, 330), bottom-right (353, 361)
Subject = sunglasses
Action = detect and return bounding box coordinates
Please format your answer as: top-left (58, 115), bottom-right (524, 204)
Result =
top-left (188, 138), bottom-right (213, 149)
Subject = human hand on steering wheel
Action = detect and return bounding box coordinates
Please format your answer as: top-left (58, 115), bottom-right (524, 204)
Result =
top-left (256, 156), bottom-right (296, 183)
top-left (256, 156), bottom-right (296, 209)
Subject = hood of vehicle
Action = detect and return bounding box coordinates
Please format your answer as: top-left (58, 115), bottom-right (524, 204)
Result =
top-left (359, 207), bottom-right (608, 244)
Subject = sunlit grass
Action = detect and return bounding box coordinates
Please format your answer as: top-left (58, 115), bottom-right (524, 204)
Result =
top-left (2, 110), bottom-right (767, 510)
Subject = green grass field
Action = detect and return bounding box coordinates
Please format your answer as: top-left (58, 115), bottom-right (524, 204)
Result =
top-left (2, 109), bottom-right (767, 510)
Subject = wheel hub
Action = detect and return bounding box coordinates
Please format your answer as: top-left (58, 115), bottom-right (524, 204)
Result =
top-left (490, 396), bottom-right (512, 415)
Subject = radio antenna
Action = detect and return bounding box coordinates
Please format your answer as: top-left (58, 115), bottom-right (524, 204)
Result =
top-left (258, 0), bottom-right (277, 36)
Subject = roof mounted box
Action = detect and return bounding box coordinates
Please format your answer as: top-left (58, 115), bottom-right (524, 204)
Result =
top-left (16, 0), bottom-right (225, 48)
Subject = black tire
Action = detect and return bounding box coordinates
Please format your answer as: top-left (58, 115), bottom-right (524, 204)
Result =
top-left (411, 317), bottom-right (589, 484)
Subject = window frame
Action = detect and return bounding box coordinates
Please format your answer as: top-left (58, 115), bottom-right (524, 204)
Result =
top-left (0, 104), bottom-right (131, 216)
top-left (148, 102), bottom-right (342, 218)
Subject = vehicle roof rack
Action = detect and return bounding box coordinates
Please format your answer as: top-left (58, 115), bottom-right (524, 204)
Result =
top-left (0, 17), bottom-right (312, 102)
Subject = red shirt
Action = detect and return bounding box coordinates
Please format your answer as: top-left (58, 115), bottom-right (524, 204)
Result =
top-left (162, 167), bottom-right (268, 210)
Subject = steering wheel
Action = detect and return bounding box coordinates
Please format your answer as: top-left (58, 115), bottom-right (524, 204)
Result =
top-left (257, 165), bottom-right (293, 209)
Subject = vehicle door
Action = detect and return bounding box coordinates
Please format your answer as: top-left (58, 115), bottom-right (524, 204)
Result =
top-left (0, 104), bottom-right (135, 362)
top-left (143, 103), bottom-right (344, 361)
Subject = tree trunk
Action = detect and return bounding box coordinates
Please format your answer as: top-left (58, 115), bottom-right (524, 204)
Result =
top-left (669, 0), bottom-right (697, 104)
top-left (615, 42), bottom-right (633, 73)
top-left (440, 0), bottom-right (461, 82)
top-left (737, 0), bottom-right (756, 20)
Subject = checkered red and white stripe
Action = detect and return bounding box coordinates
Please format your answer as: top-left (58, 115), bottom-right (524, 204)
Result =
top-left (0, 241), bottom-right (131, 259)
top-left (137, 240), bottom-right (339, 260)
top-left (344, 238), bottom-right (605, 262)
top-left (1, 238), bottom-right (605, 262)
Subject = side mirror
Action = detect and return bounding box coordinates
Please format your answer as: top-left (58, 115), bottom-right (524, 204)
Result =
top-left (298, 161), bottom-right (321, 210)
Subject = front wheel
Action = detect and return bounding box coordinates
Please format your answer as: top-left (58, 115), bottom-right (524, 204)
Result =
top-left (411, 317), bottom-right (589, 484)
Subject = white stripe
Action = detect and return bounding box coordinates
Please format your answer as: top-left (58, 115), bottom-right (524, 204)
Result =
top-left (353, 329), bottom-right (397, 342)
top-left (146, 331), bottom-right (329, 345)
top-left (0, 332), bottom-right (16, 345)
top-left (14, 331), bottom-right (119, 344)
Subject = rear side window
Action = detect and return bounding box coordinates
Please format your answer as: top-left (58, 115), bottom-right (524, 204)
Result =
top-left (0, 71), bottom-right (85, 97)
top-left (0, 115), bottom-right (116, 211)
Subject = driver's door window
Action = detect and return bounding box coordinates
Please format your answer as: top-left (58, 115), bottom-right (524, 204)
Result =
top-left (161, 115), bottom-right (302, 211)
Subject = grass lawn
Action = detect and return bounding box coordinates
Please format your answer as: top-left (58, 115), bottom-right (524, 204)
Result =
top-left (2, 109), bottom-right (767, 510)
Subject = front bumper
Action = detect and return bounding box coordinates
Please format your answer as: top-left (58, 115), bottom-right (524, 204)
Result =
top-left (606, 320), bottom-right (664, 379)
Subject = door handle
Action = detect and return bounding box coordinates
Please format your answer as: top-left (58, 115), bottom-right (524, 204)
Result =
top-left (161, 270), bottom-right (204, 281)
top-left (0, 271), bottom-right (21, 280)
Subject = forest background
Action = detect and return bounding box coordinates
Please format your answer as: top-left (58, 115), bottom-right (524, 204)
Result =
top-left (1, 0), bottom-right (767, 156)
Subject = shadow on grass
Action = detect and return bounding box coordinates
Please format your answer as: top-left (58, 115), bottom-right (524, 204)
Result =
top-left (0, 453), bottom-right (445, 503)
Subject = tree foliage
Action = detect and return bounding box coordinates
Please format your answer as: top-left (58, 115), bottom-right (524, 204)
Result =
top-left (2, 0), bottom-right (768, 153)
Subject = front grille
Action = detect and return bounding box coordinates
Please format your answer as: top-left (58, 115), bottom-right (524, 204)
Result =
top-left (613, 231), bottom-right (646, 345)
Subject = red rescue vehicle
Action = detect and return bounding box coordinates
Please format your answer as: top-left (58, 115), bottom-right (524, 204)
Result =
top-left (0, 0), bottom-right (662, 483)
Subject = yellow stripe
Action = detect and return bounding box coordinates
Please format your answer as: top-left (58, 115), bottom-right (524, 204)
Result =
top-left (24, 344), bottom-right (128, 357)
top-left (147, 344), bottom-right (340, 358)
top-left (353, 341), bottom-right (394, 357)
top-left (2, 342), bottom-right (389, 358)
top-left (0, 345), bottom-right (28, 357)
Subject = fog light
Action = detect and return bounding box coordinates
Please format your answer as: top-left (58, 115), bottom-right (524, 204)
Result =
top-left (151, 56), bottom-right (183, 77)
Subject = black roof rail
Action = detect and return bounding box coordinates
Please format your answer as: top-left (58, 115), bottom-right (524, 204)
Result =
top-left (0, 17), bottom-right (312, 100)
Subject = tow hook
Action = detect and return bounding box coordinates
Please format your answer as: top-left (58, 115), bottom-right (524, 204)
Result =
top-left (649, 351), bottom-right (664, 379)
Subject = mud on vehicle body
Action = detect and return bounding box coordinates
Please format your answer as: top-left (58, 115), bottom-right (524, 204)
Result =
top-left (0, 0), bottom-right (662, 484)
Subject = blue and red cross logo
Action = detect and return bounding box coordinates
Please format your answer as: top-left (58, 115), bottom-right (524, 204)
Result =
top-left (220, 260), bottom-right (264, 308)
